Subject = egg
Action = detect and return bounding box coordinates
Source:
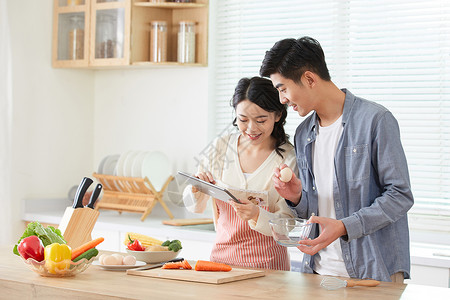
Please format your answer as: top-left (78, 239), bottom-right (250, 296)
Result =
top-left (98, 254), bottom-right (107, 265)
top-left (102, 255), bottom-right (120, 265)
top-left (122, 255), bottom-right (136, 266)
top-left (279, 167), bottom-right (293, 182)
top-left (111, 253), bottom-right (124, 265)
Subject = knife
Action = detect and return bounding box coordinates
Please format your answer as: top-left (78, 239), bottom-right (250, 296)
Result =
top-left (87, 183), bottom-right (102, 209)
top-left (132, 257), bottom-right (185, 271)
top-left (73, 177), bottom-right (94, 208)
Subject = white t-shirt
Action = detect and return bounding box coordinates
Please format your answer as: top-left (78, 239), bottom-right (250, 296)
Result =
top-left (312, 115), bottom-right (349, 277)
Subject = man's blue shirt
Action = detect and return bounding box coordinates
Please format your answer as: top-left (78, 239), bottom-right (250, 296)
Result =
top-left (290, 89), bottom-right (414, 282)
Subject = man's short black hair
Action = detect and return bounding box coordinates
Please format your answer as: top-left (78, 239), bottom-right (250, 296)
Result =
top-left (260, 36), bottom-right (331, 82)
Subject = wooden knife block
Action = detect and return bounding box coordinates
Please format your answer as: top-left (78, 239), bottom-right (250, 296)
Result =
top-left (58, 207), bottom-right (99, 249)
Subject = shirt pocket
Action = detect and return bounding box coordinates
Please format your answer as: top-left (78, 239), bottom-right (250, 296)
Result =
top-left (344, 144), bottom-right (370, 181)
top-left (296, 155), bottom-right (309, 185)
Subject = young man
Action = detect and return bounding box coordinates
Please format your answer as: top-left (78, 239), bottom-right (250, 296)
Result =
top-left (260, 36), bottom-right (414, 282)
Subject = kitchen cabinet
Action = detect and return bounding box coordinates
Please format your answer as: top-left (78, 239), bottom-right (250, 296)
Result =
top-left (52, 0), bottom-right (90, 67)
top-left (52, 0), bottom-right (208, 68)
top-left (130, 0), bottom-right (208, 66)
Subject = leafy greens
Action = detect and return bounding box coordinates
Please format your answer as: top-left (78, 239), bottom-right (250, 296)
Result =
top-left (13, 221), bottom-right (66, 256)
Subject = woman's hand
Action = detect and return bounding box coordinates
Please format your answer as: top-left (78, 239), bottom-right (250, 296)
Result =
top-left (272, 164), bottom-right (302, 205)
top-left (191, 171), bottom-right (215, 193)
top-left (228, 198), bottom-right (260, 222)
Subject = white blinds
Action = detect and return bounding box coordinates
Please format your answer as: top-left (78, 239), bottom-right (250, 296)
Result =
top-left (212, 0), bottom-right (450, 215)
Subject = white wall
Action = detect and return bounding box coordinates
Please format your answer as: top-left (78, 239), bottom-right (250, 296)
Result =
top-left (92, 67), bottom-right (209, 175)
top-left (8, 0), bottom-right (95, 240)
top-left (6, 0), bottom-right (211, 242)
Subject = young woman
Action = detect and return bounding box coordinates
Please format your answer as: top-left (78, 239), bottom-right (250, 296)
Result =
top-left (183, 76), bottom-right (298, 270)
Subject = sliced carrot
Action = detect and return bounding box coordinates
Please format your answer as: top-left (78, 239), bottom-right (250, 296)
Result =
top-left (161, 260), bottom-right (192, 270)
top-left (182, 260), bottom-right (192, 270)
top-left (71, 237), bottom-right (105, 260)
top-left (194, 260), bottom-right (232, 272)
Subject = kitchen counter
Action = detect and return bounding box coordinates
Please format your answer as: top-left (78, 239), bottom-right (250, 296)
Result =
top-left (22, 198), bottom-right (450, 274)
top-left (2, 247), bottom-right (450, 299)
top-left (0, 247), bottom-right (450, 300)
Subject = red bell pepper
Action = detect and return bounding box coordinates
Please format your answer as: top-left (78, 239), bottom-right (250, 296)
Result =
top-left (127, 234), bottom-right (145, 251)
top-left (17, 235), bottom-right (45, 262)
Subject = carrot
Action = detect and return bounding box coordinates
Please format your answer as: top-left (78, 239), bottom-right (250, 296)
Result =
top-left (161, 259), bottom-right (192, 270)
top-left (194, 260), bottom-right (232, 272)
top-left (71, 237), bottom-right (105, 260)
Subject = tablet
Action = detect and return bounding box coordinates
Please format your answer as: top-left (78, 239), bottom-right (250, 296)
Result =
top-left (177, 171), bottom-right (242, 203)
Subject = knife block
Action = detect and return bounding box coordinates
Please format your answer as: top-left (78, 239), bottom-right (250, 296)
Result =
top-left (58, 207), bottom-right (100, 249)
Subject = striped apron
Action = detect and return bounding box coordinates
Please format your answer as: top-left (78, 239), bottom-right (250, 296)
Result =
top-left (210, 200), bottom-right (290, 271)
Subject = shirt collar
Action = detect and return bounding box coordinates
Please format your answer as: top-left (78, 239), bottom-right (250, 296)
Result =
top-left (307, 88), bottom-right (355, 132)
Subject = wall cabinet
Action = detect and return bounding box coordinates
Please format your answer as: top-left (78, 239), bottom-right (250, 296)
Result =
top-left (52, 0), bottom-right (208, 68)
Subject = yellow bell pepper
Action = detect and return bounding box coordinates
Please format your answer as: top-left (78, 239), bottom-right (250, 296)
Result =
top-left (44, 243), bottom-right (72, 274)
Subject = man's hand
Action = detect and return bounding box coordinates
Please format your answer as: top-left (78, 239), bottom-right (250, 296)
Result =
top-left (228, 198), bottom-right (260, 222)
top-left (296, 216), bottom-right (347, 255)
top-left (272, 164), bottom-right (302, 205)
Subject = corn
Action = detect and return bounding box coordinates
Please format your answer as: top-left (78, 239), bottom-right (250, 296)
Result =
top-left (124, 232), bottom-right (163, 248)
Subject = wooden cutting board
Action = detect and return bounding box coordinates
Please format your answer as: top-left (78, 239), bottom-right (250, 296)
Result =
top-left (127, 267), bottom-right (265, 284)
top-left (162, 218), bottom-right (214, 226)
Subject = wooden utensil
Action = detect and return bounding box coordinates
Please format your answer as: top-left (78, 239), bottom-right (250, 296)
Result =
top-left (320, 277), bottom-right (380, 290)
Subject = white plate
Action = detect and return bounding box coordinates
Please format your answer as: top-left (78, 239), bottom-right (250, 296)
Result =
top-left (141, 151), bottom-right (172, 191)
top-left (131, 151), bottom-right (147, 178)
top-left (98, 155), bottom-right (109, 174)
top-left (103, 154), bottom-right (120, 175)
top-left (115, 151), bottom-right (132, 176)
top-left (92, 260), bottom-right (146, 270)
top-left (123, 151), bottom-right (141, 177)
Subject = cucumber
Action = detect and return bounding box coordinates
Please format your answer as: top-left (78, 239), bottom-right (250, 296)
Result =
top-left (72, 247), bottom-right (99, 262)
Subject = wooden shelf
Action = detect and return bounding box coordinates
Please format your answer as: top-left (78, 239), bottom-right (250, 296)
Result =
top-left (131, 61), bottom-right (206, 67)
top-left (134, 3), bottom-right (207, 9)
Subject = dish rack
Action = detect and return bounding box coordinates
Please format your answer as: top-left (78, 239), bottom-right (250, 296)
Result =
top-left (92, 173), bottom-right (174, 221)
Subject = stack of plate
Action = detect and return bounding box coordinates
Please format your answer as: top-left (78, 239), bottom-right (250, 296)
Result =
top-left (97, 154), bottom-right (120, 175)
top-left (97, 151), bottom-right (172, 191)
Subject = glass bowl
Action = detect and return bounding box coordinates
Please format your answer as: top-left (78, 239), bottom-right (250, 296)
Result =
top-left (22, 257), bottom-right (95, 277)
top-left (269, 218), bottom-right (313, 247)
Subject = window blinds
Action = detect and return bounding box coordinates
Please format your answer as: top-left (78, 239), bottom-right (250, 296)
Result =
top-left (212, 0), bottom-right (450, 215)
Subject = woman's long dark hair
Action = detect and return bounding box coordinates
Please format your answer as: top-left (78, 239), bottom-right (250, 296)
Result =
top-left (231, 76), bottom-right (290, 158)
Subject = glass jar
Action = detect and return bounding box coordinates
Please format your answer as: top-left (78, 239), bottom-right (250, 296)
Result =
top-left (68, 15), bottom-right (84, 60)
top-left (150, 21), bottom-right (168, 62)
top-left (177, 21), bottom-right (195, 63)
top-left (96, 14), bottom-right (116, 58)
